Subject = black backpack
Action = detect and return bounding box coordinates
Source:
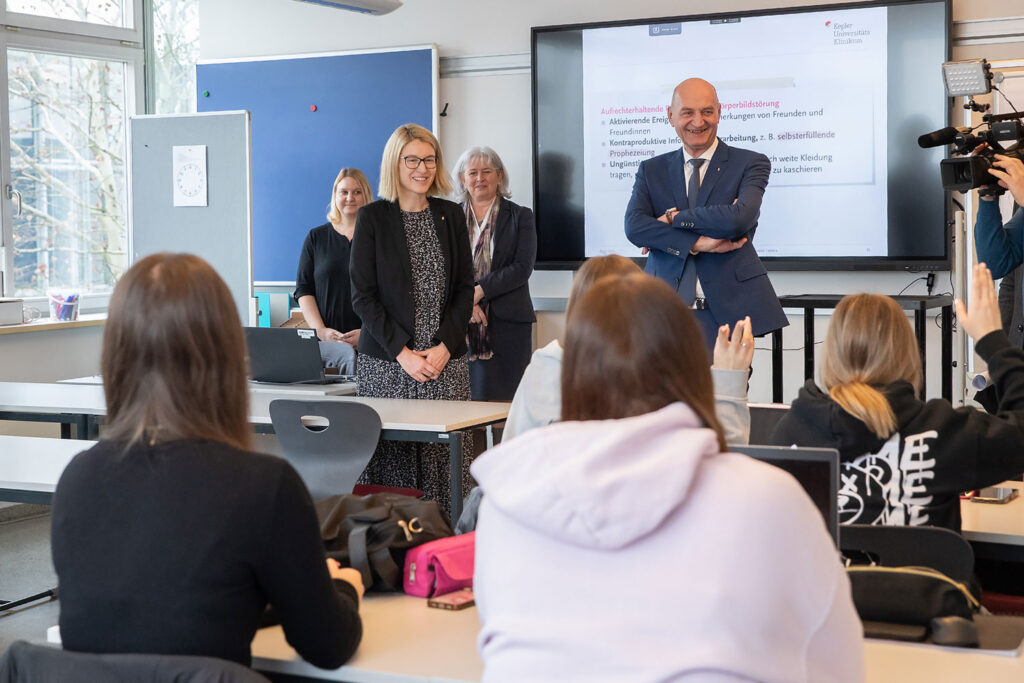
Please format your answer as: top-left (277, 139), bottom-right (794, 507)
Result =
top-left (315, 493), bottom-right (452, 591)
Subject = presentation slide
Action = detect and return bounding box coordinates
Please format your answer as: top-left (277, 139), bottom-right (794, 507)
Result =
top-left (581, 7), bottom-right (889, 258)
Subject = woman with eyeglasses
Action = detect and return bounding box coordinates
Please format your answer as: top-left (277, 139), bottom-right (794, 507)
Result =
top-left (350, 123), bottom-right (474, 508)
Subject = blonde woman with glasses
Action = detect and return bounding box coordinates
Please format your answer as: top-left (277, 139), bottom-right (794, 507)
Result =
top-left (350, 123), bottom-right (474, 508)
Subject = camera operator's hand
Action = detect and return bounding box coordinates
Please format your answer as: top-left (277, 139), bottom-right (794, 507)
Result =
top-left (990, 155), bottom-right (1024, 206)
top-left (972, 143), bottom-right (999, 201)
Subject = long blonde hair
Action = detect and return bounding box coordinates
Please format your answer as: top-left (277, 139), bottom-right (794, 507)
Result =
top-left (820, 294), bottom-right (922, 438)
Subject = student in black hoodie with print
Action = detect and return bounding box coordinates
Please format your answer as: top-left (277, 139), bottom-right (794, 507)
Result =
top-left (770, 263), bottom-right (1024, 532)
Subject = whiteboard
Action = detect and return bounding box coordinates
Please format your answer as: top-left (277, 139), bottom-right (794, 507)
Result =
top-left (128, 111), bottom-right (255, 324)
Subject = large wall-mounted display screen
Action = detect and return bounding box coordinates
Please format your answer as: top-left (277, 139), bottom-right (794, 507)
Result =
top-left (533, 0), bottom-right (950, 271)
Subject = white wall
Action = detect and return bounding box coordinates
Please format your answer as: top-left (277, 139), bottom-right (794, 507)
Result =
top-left (205, 0), bottom-right (1022, 402)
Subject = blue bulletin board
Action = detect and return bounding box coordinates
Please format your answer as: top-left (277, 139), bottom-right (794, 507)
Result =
top-left (197, 46), bottom-right (437, 284)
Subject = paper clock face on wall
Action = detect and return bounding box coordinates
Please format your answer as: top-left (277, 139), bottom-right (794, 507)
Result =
top-left (172, 145), bottom-right (208, 207)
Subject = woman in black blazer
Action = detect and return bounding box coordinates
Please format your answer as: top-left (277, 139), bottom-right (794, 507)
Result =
top-left (452, 146), bottom-right (537, 401)
top-left (350, 123), bottom-right (474, 507)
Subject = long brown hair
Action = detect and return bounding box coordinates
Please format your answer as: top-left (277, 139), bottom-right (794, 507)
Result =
top-left (562, 273), bottom-right (726, 451)
top-left (565, 254), bottom-right (641, 321)
top-left (101, 253), bottom-right (251, 450)
top-left (820, 293), bottom-right (922, 439)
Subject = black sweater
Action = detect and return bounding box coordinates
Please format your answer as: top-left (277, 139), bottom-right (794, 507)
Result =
top-left (294, 223), bottom-right (361, 334)
top-left (51, 439), bottom-right (362, 667)
top-left (769, 331), bottom-right (1024, 532)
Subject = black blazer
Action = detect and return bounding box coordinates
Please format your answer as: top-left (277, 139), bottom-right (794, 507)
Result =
top-left (350, 197), bottom-right (474, 362)
top-left (476, 198), bottom-right (537, 324)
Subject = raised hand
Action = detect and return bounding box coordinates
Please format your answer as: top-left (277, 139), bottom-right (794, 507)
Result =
top-left (713, 316), bottom-right (754, 371)
top-left (955, 263), bottom-right (1002, 341)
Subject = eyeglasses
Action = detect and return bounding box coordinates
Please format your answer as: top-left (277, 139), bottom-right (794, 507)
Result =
top-left (402, 155), bottom-right (437, 170)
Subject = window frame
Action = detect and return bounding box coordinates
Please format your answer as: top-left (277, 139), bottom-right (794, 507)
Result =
top-left (0, 25), bottom-right (144, 305)
top-left (0, 0), bottom-right (144, 45)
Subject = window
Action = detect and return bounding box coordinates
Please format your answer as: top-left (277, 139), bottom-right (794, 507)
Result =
top-left (6, 0), bottom-right (128, 28)
top-left (7, 49), bottom-right (130, 296)
top-left (0, 1), bottom-right (145, 301)
top-left (150, 0), bottom-right (199, 114)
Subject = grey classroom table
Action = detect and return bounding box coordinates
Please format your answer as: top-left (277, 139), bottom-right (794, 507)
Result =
top-left (19, 437), bottom-right (1024, 682)
top-left (59, 375), bottom-right (358, 397)
top-left (0, 435), bottom-right (95, 504)
top-left (961, 480), bottom-right (1024, 569)
top-left (0, 381), bottom-right (507, 520)
top-left (247, 593), bottom-right (1024, 683)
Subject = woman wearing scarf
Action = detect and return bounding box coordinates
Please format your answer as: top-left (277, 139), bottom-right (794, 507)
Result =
top-left (452, 146), bottom-right (537, 401)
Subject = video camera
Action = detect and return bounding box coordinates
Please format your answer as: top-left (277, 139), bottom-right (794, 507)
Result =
top-left (917, 59), bottom-right (1024, 196)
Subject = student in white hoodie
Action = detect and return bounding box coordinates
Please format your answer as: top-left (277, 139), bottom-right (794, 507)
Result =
top-left (472, 274), bottom-right (863, 683)
top-left (504, 254), bottom-right (753, 443)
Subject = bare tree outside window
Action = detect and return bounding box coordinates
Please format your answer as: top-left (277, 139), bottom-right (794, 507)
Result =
top-left (152, 0), bottom-right (199, 114)
top-left (8, 49), bottom-right (129, 297)
top-left (6, 0), bottom-right (125, 26)
top-left (3, 0), bottom-right (198, 297)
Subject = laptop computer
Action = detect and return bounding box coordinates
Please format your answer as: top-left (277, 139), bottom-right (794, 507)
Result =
top-left (731, 444), bottom-right (840, 545)
top-left (245, 327), bottom-right (353, 384)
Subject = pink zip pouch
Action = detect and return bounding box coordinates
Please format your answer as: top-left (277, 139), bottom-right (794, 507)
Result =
top-left (403, 532), bottom-right (475, 598)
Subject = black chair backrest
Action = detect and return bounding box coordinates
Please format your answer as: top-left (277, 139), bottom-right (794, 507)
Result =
top-left (0, 640), bottom-right (270, 682)
top-left (840, 524), bottom-right (975, 582)
top-left (269, 399), bottom-right (382, 501)
top-left (748, 403), bottom-right (791, 445)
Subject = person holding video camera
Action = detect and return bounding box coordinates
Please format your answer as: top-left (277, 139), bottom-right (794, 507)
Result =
top-left (974, 152), bottom-right (1024, 289)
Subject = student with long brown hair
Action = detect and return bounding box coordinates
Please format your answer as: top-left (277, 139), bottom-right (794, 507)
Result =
top-left (51, 253), bottom-right (363, 669)
top-left (472, 273), bottom-right (862, 682)
top-left (504, 254), bottom-right (753, 442)
top-left (770, 263), bottom-right (1024, 532)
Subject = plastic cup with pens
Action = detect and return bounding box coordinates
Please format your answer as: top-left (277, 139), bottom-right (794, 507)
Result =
top-left (48, 289), bottom-right (80, 322)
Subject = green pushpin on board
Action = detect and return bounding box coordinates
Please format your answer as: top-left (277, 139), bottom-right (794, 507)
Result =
top-left (203, 90), bottom-right (210, 98)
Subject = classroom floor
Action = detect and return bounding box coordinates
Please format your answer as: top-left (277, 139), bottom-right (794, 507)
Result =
top-left (0, 508), bottom-right (60, 655)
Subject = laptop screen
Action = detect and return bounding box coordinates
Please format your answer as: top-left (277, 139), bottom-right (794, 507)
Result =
top-left (244, 327), bottom-right (324, 384)
top-left (731, 445), bottom-right (840, 546)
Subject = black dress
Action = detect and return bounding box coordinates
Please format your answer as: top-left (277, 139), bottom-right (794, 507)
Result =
top-left (356, 207), bottom-right (472, 509)
top-left (294, 223), bottom-right (360, 333)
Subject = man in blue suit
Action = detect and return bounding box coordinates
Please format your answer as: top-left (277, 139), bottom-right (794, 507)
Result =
top-left (625, 78), bottom-right (787, 350)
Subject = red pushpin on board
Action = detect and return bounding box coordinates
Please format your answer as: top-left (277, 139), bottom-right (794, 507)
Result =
top-left (310, 105), bottom-right (317, 112)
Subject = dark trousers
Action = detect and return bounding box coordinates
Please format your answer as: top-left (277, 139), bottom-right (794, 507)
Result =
top-left (469, 317), bottom-right (532, 401)
top-left (691, 308), bottom-right (718, 361)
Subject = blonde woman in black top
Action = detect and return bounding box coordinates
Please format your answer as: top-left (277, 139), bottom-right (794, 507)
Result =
top-left (295, 168), bottom-right (372, 370)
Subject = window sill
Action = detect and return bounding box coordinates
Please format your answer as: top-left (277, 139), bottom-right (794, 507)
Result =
top-left (0, 313), bottom-right (106, 336)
